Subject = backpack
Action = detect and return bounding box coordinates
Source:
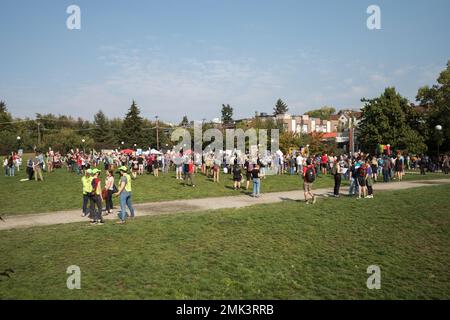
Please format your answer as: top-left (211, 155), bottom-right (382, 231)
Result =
top-left (357, 165), bottom-right (366, 177)
top-left (247, 163), bottom-right (254, 172)
top-left (305, 166), bottom-right (316, 183)
top-left (91, 178), bottom-right (100, 194)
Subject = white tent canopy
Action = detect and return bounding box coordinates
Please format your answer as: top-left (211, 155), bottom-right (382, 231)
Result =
top-left (150, 149), bottom-right (163, 155)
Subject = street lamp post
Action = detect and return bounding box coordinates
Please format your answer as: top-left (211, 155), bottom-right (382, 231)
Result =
top-left (155, 115), bottom-right (160, 150)
top-left (17, 136), bottom-right (21, 152)
top-left (81, 139), bottom-right (86, 153)
top-left (436, 125), bottom-right (442, 169)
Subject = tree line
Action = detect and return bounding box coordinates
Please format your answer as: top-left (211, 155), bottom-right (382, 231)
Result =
top-left (0, 100), bottom-right (174, 154)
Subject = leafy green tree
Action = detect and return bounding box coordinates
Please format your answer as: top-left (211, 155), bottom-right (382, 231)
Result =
top-left (416, 60), bottom-right (450, 155)
top-left (43, 128), bottom-right (94, 153)
top-left (305, 106), bottom-right (336, 120)
top-left (273, 99), bottom-right (289, 115)
top-left (279, 132), bottom-right (302, 154)
top-left (121, 100), bottom-right (144, 147)
top-left (358, 87), bottom-right (427, 154)
top-left (221, 104), bottom-right (234, 125)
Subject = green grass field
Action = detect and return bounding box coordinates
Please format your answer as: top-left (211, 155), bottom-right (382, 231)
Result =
top-left (0, 185), bottom-right (449, 299)
top-left (0, 163), bottom-right (448, 216)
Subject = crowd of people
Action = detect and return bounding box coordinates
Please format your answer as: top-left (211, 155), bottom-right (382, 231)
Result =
top-left (3, 146), bottom-right (450, 224)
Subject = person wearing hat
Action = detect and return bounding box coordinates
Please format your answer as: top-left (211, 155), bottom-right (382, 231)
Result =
top-left (81, 169), bottom-right (93, 217)
top-left (114, 166), bottom-right (135, 224)
top-left (89, 169), bottom-right (104, 225)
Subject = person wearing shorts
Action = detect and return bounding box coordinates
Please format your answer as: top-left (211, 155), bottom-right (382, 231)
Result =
top-left (232, 164), bottom-right (242, 190)
top-left (302, 159), bottom-right (316, 204)
top-left (357, 164), bottom-right (368, 199)
top-left (395, 155), bottom-right (404, 181)
top-left (138, 156), bottom-right (144, 175)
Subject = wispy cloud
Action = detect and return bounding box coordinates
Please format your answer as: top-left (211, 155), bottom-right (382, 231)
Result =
top-left (49, 45), bottom-right (444, 121)
top-left (58, 45), bottom-right (284, 121)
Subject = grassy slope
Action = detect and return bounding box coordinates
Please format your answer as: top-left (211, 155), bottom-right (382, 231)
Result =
top-left (1, 165), bottom-right (448, 215)
top-left (0, 185), bottom-right (449, 299)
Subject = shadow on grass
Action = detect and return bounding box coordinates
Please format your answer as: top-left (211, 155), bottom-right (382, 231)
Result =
top-left (279, 197), bottom-right (302, 202)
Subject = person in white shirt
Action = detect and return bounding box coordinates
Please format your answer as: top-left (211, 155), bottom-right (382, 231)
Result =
top-left (3, 157), bottom-right (9, 176)
top-left (296, 154), bottom-right (304, 175)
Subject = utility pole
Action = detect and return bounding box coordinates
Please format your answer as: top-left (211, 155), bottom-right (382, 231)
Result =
top-left (37, 121), bottom-right (41, 146)
top-left (348, 113), bottom-right (355, 155)
top-left (155, 115), bottom-right (160, 150)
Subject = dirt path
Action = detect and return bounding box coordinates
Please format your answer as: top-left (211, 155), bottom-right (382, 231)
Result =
top-left (1, 179), bottom-right (449, 231)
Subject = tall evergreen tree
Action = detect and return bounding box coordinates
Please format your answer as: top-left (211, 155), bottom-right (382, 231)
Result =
top-left (180, 115), bottom-right (189, 127)
top-left (91, 110), bottom-right (113, 147)
top-left (273, 98), bottom-right (289, 115)
top-left (221, 104), bottom-right (234, 125)
top-left (121, 100), bottom-right (144, 147)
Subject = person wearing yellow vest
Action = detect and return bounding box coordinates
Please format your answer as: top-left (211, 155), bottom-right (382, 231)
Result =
top-left (81, 169), bottom-right (93, 217)
top-left (113, 166), bottom-right (135, 224)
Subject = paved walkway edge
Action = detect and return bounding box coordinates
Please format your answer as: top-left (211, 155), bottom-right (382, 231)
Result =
top-left (1, 179), bottom-right (449, 231)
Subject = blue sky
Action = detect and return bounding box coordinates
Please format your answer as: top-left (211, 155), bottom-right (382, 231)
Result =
top-left (1, 0), bottom-right (449, 122)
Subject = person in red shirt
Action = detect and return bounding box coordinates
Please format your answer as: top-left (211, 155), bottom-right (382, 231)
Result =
top-left (76, 155), bottom-right (82, 175)
top-left (321, 153), bottom-right (328, 175)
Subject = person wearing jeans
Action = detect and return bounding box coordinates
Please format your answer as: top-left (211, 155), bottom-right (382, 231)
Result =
top-left (3, 157), bottom-right (9, 176)
top-left (251, 164), bottom-right (262, 197)
top-left (290, 157), bottom-right (296, 175)
top-left (114, 166), bottom-right (135, 224)
top-left (26, 158), bottom-right (34, 180)
top-left (348, 161), bottom-right (358, 196)
top-left (380, 156), bottom-right (390, 182)
top-left (8, 156), bottom-right (15, 176)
